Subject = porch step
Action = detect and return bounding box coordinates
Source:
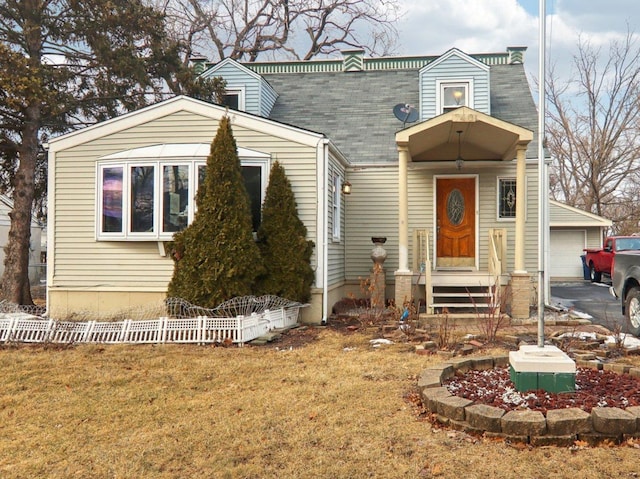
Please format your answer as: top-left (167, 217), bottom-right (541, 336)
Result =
top-left (428, 273), bottom-right (499, 313)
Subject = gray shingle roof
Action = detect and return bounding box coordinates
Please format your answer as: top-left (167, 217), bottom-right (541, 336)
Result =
top-left (263, 62), bottom-right (539, 163)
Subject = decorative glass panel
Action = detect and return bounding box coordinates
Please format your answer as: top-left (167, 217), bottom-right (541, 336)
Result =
top-left (499, 179), bottom-right (517, 218)
top-left (102, 167), bottom-right (123, 233)
top-left (162, 165), bottom-right (189, 233)
top-left (446, 189), bottom-right (465, 226)
top-left (130, 166), bottom-right (155, 233)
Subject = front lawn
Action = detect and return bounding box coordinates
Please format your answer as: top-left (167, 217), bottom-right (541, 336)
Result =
top-left (0, 328), bottom-right (638, 478)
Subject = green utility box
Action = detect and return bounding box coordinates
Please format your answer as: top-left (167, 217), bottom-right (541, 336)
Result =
top-left (508, 345), bottom-right (576, 393)
top-left (509, 365), bottom-right (576, 393)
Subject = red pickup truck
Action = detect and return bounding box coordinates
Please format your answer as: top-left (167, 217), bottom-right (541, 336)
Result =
top-left (584, 236), bottom-right (640, 283)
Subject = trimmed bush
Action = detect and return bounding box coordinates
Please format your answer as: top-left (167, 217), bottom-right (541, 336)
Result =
top-left (167, 116), bottom-right (263, 308)
top-left (257, 161), bottom-right (314, 303)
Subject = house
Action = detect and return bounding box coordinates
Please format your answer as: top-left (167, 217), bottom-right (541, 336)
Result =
top-left (0, 195), bottom-right (44, 285)
top-left (46, 46), bottom-right (607, 322)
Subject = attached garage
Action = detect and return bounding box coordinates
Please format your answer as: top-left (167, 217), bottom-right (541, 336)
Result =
top-left (549, 201), bottom-right (612, 281)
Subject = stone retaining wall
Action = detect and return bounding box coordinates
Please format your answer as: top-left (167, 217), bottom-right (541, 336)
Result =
top-left (419, 355), bottom-right (640, 446)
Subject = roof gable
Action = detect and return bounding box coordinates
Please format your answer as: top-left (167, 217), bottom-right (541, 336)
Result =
top-left (47, 96), bottom-right (324, 153)
top-left (201, 57), bottom-right (263, 82)
top-left (420, 48), bottom-right (490, 74)
top-left (419, 48), bottom-right (492, 118)
top-left (396, 106), bottom-right (533, 162)
top-left (549, 200), bottom-right (613, 227)
top-left (200, 58), bottom-right (278, 116)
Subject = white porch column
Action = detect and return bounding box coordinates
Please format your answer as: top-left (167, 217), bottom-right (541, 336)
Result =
top-left (397, 143), bottom-right (410, 272)
top-left (514, 145), bottom-right (527, 273)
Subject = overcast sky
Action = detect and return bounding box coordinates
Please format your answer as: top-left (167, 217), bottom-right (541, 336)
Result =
top-left (394, 0), bottom-right (640, 86)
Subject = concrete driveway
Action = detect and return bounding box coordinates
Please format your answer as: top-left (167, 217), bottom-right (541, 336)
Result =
top-left (550, 281), bottom-right (625, 332)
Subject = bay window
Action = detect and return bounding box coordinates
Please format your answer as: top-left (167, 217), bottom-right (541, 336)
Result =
top-left (97, 146), bottom-right (269, 240)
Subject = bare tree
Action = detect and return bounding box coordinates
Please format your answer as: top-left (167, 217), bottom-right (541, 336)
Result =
top-left (546, 31), bottom-right (640, 233)
top-left (151, 0), bottom-right (401, 63)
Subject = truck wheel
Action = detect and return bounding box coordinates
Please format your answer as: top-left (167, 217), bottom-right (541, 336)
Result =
top-left (625, 287), bottom-right (640, 337)
top-left (589, 264), bottom-right (602, 283)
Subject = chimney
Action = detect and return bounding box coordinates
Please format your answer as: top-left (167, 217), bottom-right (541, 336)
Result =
top-left (190, 55), bottom-right (209, 75)
top-left (507, 46), bottom-right (527, 65)
top-left (342, 49), bottom-right (365, 72)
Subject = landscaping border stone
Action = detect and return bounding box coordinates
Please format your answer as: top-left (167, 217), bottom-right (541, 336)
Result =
top-left (418, 354), bottom-right (640, 446)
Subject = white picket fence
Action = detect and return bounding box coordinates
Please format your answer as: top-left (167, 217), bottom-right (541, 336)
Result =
top-left (0, 305), bottom-right (302, 346)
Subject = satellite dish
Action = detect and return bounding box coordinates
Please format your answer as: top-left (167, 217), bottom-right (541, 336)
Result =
top-left (393, 103), bottom-right (419, 127)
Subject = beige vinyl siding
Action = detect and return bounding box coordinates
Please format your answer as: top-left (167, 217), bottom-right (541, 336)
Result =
top-left (51, 111), bottom-right (318, 291)
top-left (345, 166), bottom-right (399, 280)
top-left (344, 161), bottom-right (541, 280)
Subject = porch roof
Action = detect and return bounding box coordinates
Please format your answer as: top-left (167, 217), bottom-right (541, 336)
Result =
top-left (395, 106), bottom-right (534, 163)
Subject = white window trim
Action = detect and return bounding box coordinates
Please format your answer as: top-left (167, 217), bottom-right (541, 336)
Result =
top-left (332, 174), bottom-right (341, 241)
top-left (96, 154), bottom-right (270, 241)
top-left (436, 79), bottom-right (474, 114)
top-left (496, 176), bottom-right (526, 222)
top-left (223, 86), bottom-right (246, 111)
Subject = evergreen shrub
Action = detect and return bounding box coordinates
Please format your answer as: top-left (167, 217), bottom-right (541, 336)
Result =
top-left (257, 161), bottom-right (314, 303)
top-left (167, 116), bottom-right (263, 308)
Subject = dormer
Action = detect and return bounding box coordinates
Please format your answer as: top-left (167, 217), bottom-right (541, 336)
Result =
top-left (418, 48), bottom-right (490, 120)
top-left (199, 58), bottom-right (278, 117)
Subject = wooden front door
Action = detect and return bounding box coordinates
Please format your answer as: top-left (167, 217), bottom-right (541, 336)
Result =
top-left (436, 177), bottom-right (476, 268)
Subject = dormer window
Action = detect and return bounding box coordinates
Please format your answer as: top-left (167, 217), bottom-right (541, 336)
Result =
top-left (438, 81), bottom-right (472, 114)
top-left (221, 87), bottom-right (245, 111)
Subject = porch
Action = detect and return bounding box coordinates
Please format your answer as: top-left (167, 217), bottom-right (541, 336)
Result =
top-left (394, 107), bottom-right (534, 319)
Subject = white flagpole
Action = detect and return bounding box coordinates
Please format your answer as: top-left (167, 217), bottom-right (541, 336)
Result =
top-left (537, 0), bottom-right (547, 348)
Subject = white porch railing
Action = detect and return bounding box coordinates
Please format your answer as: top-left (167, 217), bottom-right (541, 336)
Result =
top-left (488, 228), bottom-right (507, 277)
top-left (413, 228), bottom-right (433, 313)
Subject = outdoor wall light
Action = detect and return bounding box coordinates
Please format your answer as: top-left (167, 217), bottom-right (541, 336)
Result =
top-left (342, 180), bottom-right (352, 195)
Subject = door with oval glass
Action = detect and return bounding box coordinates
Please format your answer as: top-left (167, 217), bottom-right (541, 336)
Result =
top-left (436, 177), bottom-right (476, 268)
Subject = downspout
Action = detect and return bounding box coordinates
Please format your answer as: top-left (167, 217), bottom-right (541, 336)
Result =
top-left (44, 144), bottom-right (53, 318)
top-left (317, 138), bottom-right (330, 325)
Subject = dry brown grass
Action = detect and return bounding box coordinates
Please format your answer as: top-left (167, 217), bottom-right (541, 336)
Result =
top-left (1, 329), bottom-right (639, 478)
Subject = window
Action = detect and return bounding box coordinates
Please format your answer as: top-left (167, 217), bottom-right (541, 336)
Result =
top-left (131, 166), bottom-right (155, 233)
top-left (332, 174), bottom-right (341, 240)
top-left (240, 162), bottom-right (268, 233)
top-left (162, 165), bottom-right (189, 233)
top-left (101, 166), bottom-right (124, 233)
top-left (98, 156), bottom-right (268, 240)
top-left (221, 87), bottom-right (245, 111)
top-left (438, 81), bottom-right (472, 114)
top-left (498, 177), bottom-right (518, 220)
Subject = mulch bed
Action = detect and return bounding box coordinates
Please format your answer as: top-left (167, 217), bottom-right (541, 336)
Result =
top-left (444, 366), bottom-right (640, 414)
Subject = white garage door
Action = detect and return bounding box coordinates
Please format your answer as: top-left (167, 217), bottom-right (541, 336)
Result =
top-left (550, 230), bottom-right (586, 279)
